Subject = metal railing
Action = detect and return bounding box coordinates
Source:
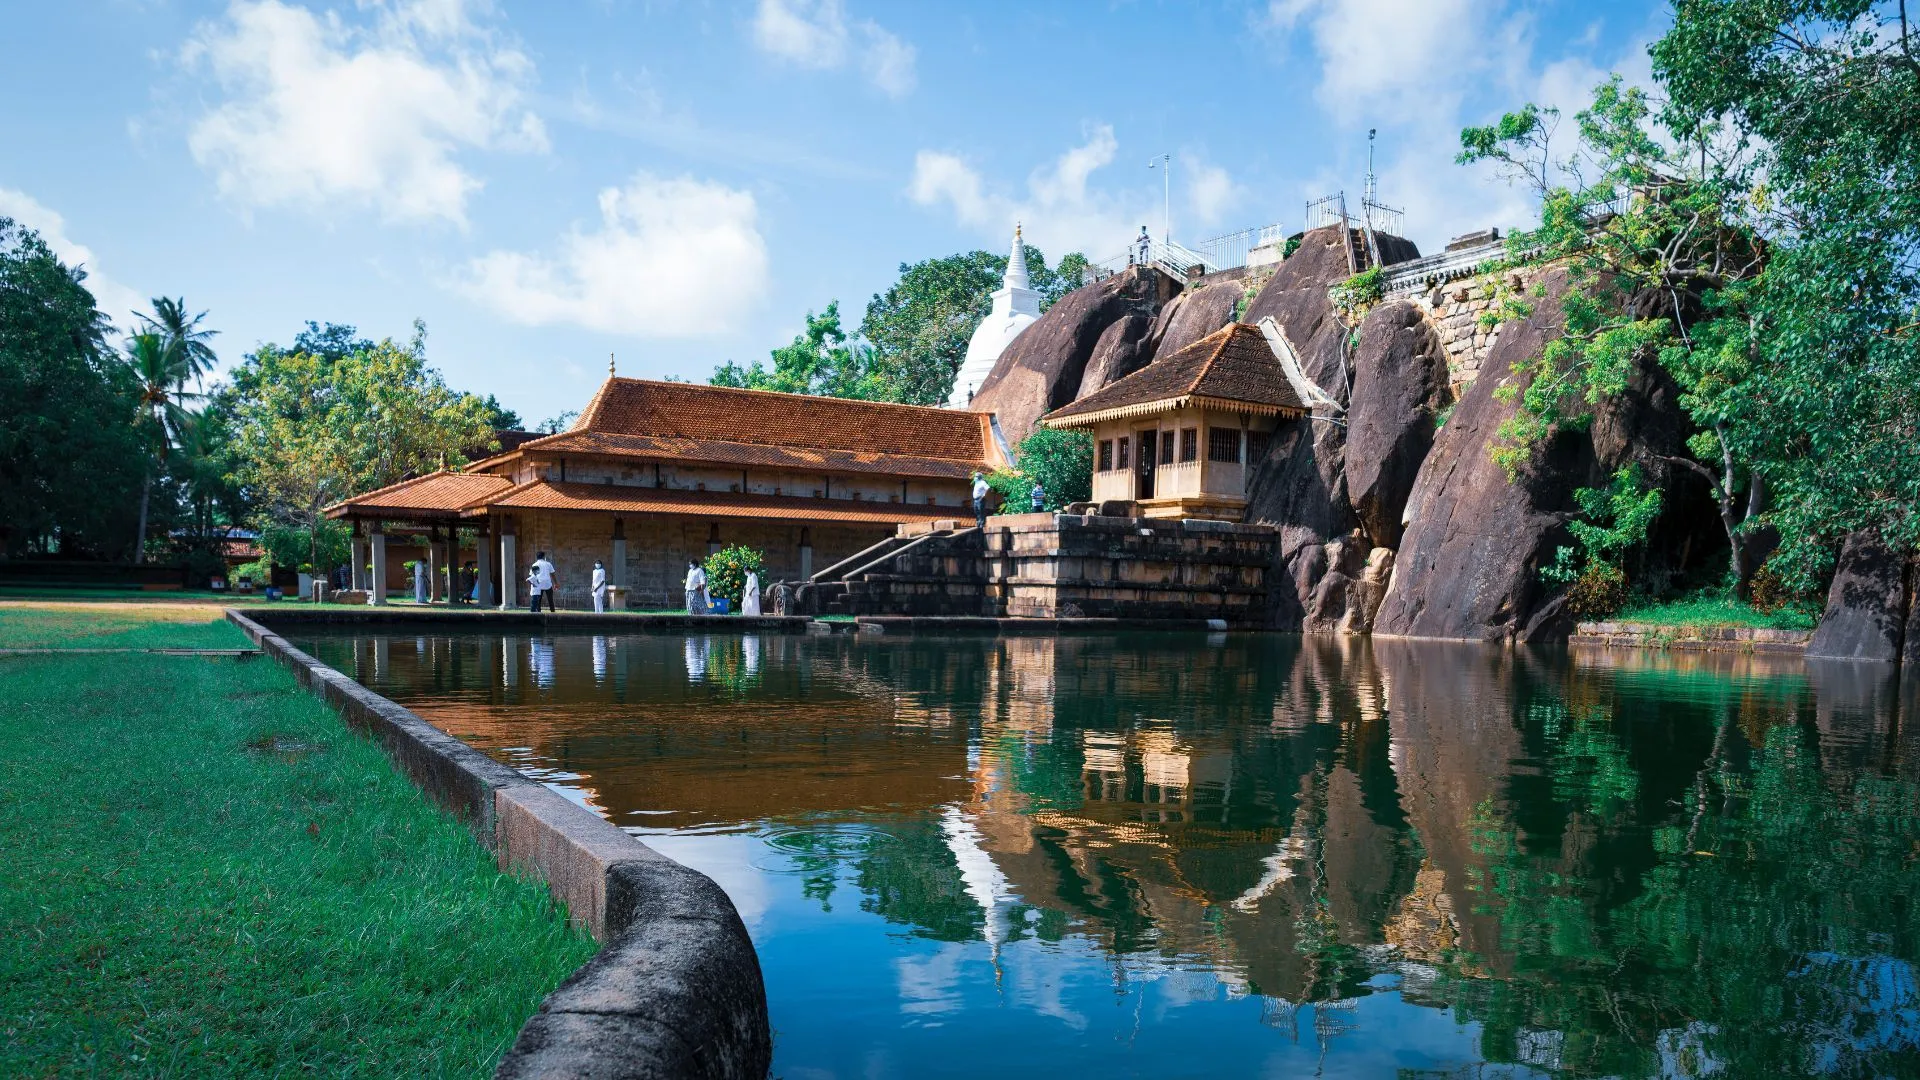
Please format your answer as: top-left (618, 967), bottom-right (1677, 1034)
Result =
top-left (1089, 222), bottom-right (1287, 279)
top-left (1305, 192), bottom-right (1405, 239)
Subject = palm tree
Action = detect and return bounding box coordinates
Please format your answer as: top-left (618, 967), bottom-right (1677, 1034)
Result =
top-left (138, 297), bottom-right (219, 390)
top-left (127, 332), bottom-right (200, 564)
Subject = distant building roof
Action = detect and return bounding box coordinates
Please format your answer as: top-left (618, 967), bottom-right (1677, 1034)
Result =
top-left (531, 377), bottom-right (996, 468)
top-left (1041, 323), bottom-right (1308, 428)
top-left (467, 479), bottom-right (941, 525)
top-left (324, 470), bottom-right (513, 519)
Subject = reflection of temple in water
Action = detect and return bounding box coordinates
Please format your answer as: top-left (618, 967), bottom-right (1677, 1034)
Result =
top-left (303, 626), bottom-right (1920, 1074)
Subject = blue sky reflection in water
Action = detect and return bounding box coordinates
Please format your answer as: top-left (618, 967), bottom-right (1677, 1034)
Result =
top-left (293, 630), bottom-right (1920, 1078)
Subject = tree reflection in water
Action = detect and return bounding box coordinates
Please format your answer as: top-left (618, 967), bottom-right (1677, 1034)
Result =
top-left (302, 629), bottom-right (1920, 1078)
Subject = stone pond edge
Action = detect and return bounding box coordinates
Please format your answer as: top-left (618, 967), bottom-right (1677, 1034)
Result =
top-left (223, 609), bottom-right (773, 1080)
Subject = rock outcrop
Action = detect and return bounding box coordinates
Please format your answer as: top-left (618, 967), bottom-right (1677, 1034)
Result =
top-left (969, 266), bottom-right (1178, 444)
top-left (1149, 276), bottom-right (1245, 359)
top-left (1074, 313), bottom-right (1155, 399)
top-left (1343, 302), bottom-right (1449, 550)
top-left (1806, 530), bottom-right (1913, 662)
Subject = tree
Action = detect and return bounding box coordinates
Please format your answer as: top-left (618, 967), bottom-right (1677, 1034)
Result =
top-left (1013, 427), bottom-right (1093, 510)
top-left (0, 218), bottom-right (146, 559)
top-left (138, 297), bottom-right (219, 390)
top-left (477, 394), bottom-right (522, 431)
top-left (1651, 0), bottom-right (1920, 588)
top-left (226, 337), bottom-right (498, 573)
top-left (712, 303), bottom-right (881, 399)
top-left (126, 332), bottom-right (201, 564)
top-left (855, 244), bottom-right (1090, 406)
top-left (290, 321), bottom-right (375, 364)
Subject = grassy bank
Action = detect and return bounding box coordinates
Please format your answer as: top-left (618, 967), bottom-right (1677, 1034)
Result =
top-left (0, 598), bottom-right (247, 649)
top-left (1611, 593), bottom-right (1818, 632)
top-left (0, 605), bottom-right (597, 1075)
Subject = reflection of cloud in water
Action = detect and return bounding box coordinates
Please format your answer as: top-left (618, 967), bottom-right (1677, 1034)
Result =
top-left (639, 830), bottom-right (775, 932)
top-left (895, 941), bottom-right (970, 1017)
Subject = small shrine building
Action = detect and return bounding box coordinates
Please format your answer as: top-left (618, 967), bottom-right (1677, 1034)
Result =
top-left (1040, 322), bottom-right (1307, 521)
top-left (325, 377), bottom-right (1004, 608)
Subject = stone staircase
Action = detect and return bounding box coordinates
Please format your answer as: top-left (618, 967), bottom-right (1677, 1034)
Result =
top-left (779, 524), bottom-right (989, 617)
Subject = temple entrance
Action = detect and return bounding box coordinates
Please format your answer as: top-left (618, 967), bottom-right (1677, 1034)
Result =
top-left (1135, 427), bottom-right (1157, 500)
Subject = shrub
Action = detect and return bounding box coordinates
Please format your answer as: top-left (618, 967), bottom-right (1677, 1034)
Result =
top-left (1567, 563), bottom-right (1628, 618)
top-left (702, 544), bottom-right (765, 604)
top-left (1012, 427), bottom-right (1092, 509)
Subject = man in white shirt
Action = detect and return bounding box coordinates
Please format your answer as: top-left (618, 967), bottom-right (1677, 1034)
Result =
top-left (971, 472), bottom-right (991, 529)
top-left (591, 560), bottom-right (608, 613)
top-left (528, 551), bottom-right (556, 613)
top-left (684, 560), bottom-right (707, 614)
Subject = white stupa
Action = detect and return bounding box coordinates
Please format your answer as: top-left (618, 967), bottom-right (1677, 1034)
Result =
top-left (948, 224), bottom-right (1041, 409)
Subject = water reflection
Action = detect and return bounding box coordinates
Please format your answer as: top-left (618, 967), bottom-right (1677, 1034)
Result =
top-left (297, 629), bottom-right (1920, 1078)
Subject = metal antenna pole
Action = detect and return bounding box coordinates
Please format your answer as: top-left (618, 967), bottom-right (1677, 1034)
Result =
top-left (1148, 153), bottom-right (1170, 244)
top-left (1365, 129), bottom-right (1376, 205)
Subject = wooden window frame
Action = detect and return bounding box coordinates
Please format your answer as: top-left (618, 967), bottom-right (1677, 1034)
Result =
top-left (1207, 427), bottom-right (1241, 464)
top-left (1179, 428), bottom-right (1199, 462)
top-left (1098, 439), bottom-right (1113, 472)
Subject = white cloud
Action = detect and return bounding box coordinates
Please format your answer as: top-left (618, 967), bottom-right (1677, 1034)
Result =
top-left (750, 0), bottom-right (916, 97)
top-left (910, 126), bottom-right (1240, 259)
top-left (182, 0), bottom-right (545, 225)
top-left (0, 189), bottom-right (147, 330)
top-left (454, 173), bottom-right (768, 337)
top-left (1265, 0), bottom-right (1527, 123)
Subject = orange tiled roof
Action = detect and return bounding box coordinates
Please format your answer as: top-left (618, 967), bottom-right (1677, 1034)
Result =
top-left (512, 430), bottom-right (980, 480)
top-left (519, 379), bottom-right (994, 468)
top-left (467, 479), bottom-right (944, 525)
top-left (1042, 323), bottom-right (1307, 427)
top-left (324, 471), bottom-right (513, 519)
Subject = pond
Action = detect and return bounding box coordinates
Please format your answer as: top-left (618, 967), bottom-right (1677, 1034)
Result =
top-left (290, 628), bottom-right (1920, 1078)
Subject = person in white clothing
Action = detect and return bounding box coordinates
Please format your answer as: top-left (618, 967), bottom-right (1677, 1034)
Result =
top-left (528, 551), bottom-right (556, 613)
top-left (591, 560), bottom-right (608, 613)
top-left (971, 471), bottom-right (991, 529)
top-left (742, 569), bottom-right (761, 616)
top-left (684, 560), bottom-right (708, 614)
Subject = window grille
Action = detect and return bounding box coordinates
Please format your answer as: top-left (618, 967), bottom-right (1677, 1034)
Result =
top-left (1160, 431), bottom-right (1175, 464)
top-left (1098, 440), bottom-right (1113, 472)
top-left (1247, 430), bottom-right (1272, 464)
top-left (1208, 427), bottom-right (1241, 463)
top-left (1117, 436), bottom-right (1130, 471)
top-left (1180, 428), bottom-right (1198, 462)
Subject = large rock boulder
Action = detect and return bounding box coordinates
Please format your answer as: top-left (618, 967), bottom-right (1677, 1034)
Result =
top-left (1371, 269), bottom-right (1699, 643)
top-left (1343, 301), bottom-right (1449, 549)
top-left (1074, 313), bottom-right (1155, 399)
top-left (1806, 530), bottom-right (1911, 662)
top-left (1148, 277), bottom-right (1245, 359)
top-left (969, 266), bottom-right (1177, 443)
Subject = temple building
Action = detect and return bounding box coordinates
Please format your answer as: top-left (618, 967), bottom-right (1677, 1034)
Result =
top-left (326, 377), bottom-right (1003, 608)
top-left (945, 224), bottom-right (1041, 409)
top-left (1040, 322), bottom-right (1307, 521)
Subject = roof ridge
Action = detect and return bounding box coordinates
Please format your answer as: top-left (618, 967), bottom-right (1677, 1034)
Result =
top-left (338, 468), bottom-right (452, 505)
top-left (1183, 323), bottom-right (1239, 396)
top-left (602, 376), bottom-right (969, 417)
top-left (526, 428), bottom-right (985, 464)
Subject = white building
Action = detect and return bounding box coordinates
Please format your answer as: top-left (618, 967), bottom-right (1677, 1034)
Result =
top-left (946, 225), bottom-right (1041, 409)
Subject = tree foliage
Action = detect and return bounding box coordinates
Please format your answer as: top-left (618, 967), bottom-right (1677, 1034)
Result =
top-left (0, 218), bottom-right (147, 559)
top-left (1012, 427), bottom-right (1093, 510)
top-left (713, 244), bottom-right (1089, 406)
top-left (223, 333), bottom-right (497, 572)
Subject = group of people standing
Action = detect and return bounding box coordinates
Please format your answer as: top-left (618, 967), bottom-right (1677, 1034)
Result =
top-left (516, 551), bottom-right (760, 616)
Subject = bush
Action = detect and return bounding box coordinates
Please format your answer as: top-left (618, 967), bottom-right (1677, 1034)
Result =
top-left (702, 545), bottom-right (765, 604)
top-left (1566, 563), bottom-right (1628, 619)
top-left (1012, 427), bottom-right (1092, 509)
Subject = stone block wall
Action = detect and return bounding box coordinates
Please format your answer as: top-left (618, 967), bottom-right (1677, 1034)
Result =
top-left (983, 514), bottom-right (1275, 623)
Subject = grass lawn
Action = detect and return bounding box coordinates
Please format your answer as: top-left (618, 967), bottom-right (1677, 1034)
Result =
top-left (0, 599), bottom-right (250, 649)
top-left (0, 604), bottom-right (597, 1076)
top-left (1612, 593), bottom-right (1819, 631)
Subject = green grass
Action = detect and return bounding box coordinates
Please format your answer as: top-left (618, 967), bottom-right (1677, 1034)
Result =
top-left (0, 600), bottom-right (251, 649)
top-left (1612, 593), bottom-right (1818, 631)
top-left (0, 620), bottom-right (597, 1075)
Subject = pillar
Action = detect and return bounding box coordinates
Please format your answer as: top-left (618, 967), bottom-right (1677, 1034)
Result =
top-left (799, 526), bottom-right (813, 580)
top-left (477, 517), bottom-right (495, 608)
top-left (442, 527), bottom-right (459, 605)
top-left (424, 531), bottom-right (440, 602)
top-left (349, 537), bottom-right (368, 592)
top-left (610, 518), bottom-right (627, 587)
top-left (498, 519), bottom-right (517, 611)
top-left (369, 524), bottom-right (388, 605)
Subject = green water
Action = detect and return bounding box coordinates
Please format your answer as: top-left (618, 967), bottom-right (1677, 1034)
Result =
top-left (293, 630), bottom-right (1920, 1078)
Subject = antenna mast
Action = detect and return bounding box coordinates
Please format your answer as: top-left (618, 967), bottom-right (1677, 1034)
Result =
top-left (1365, 129), bottom-right (1377, 205)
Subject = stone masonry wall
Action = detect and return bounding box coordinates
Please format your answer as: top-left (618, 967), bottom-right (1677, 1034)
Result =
top-left (1407, 274), bottom-right (1515, 393)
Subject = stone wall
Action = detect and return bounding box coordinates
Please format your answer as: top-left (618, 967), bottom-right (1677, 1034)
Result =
top-left (984, 514), bottom-right (1274, 623)
top-left (1404, 273), bottom-right (1520, 393)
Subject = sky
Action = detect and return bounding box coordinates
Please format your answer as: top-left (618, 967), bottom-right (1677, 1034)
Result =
top-left (3, 0), bottom-right (1663, 426)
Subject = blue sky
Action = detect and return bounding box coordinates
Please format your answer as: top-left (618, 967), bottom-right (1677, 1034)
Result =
top-left (3, 0), bottom-right (1662, 425)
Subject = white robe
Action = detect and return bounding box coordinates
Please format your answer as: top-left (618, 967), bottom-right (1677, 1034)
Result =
top-left (742, 571), bottom-right (762, 616)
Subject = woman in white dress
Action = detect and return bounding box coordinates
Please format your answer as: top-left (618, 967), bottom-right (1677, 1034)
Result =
top-left (741, 569), bottom-right (762, 616)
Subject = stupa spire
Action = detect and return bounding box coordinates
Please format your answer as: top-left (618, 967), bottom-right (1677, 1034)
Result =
top-left (1005, 223), bottom-right (1030, 291)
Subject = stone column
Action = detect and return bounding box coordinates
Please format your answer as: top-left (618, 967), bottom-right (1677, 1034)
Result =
top-left (610, 518), bottom-right (627, 587)
top-left (349, 520), bottom-right (367, 592)
top-left (425, 531), bottom-right (441, 602)
top-left (443, 527), bottom-right (459, 605)
top-left (799, 527), bottom-right (813, 580)
top-left (477, 517), bottom-right (495, 608)
top-left (369, 524), bottom-right (388, 605)
top-left (499, 518), bottom-right (517, 611)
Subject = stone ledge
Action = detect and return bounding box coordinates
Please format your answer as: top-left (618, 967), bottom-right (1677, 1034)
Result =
top-left (855, 615), bottom-right (1251, 634)
top-left (224, 609), bottom-right (771, 1080)
top-left (237, 606), bottom-right (807, 633)
top-left (1569, 620), bottom-right (1812, 654)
